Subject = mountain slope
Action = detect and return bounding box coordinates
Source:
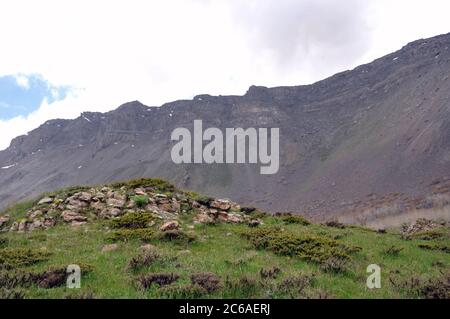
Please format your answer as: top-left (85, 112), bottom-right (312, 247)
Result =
top-left (1, 33), bottom-right (450, 218)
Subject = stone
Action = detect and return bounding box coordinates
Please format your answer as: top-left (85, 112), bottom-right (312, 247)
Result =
top-left (9, 222), bottom-right (18, 232)
top-left (134, 188), bottom-right (147, 196)
top-left (107, 198), bottom-right (125, 208)
top-left (91, 201), bottom-right (105, 211)
top-left (210, 199), bottom-right (232, 211)
top-left (61, 210), bottom-right (87, 223)
top-left (28, 220), bottom-right (44, 231)
top-left (78, 192), bottom-right (93, 202)
top-left (101, 244), bottom-right (119, 252)
top-left (194, 214), bottom-right (214, 224)
top-left (0, 215), bottom-right (10, 228)
top-left (218, 211), bottom-right (229, 222)
top-left (43, 218), bottom-right (56, 228)
top-left (28, 210), bottom-right (43, 219)
top-left (38, 197), bottom-right (53, 205)
top-left (18, 220), bottom-right (28, 232)
top-left (159, 220), bottom-right (179, 232)
top-left (100, 208), bottom-right (122, 218)
top-left (227, 214), bottom-right (242, 223)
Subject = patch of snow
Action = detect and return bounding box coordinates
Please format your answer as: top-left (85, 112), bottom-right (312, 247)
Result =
top-left (82, 116), bottom-right (92, 123)
top-left (393, 57), bottom-right (399, 61)
top-left (1, 163), bottom-right (17, 169)
top-left (78, 165), bottom-right (83, 169)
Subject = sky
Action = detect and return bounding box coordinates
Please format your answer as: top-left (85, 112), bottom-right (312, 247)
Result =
top-left (1, 0), bottom-right (450, 150)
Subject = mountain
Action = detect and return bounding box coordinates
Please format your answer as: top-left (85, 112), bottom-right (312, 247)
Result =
top-left (1, 33), bottom-right (450, 219)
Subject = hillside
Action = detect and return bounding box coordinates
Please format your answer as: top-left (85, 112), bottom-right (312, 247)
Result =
top-left (0, 33), bottom-right (450, 219)
top-left (0, 178), bottom-right (449, 299)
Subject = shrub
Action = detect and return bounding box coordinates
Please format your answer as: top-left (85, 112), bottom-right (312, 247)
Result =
top-left (276, 273), bottom-right (315, 298)
top-left (112, 178), bottom-right (175, 193)
top-left (0, 288), bottom-right (25, 299)
top-left (127, 250), bottom-right (162, 272)
top-left (108, 228), bottom-right (155, 242)
top-left (0, 248), bottom-right (50, 269)
top-left (418, 244), bottom-right (450, 254)
top-left (225, 275), bottom-right (258, 298)
top-left (319, 256), bottom-right (349, 273)
top-left (323, 220), bottom-right (345, 229)
top-left (410, 230), bottom-right (446, 241)
top-left (137, 273), bottom-right (180, 289)
top-left (390, 273), bottom-right (450, 299)
top-left (0, 237), bottom-right (8, 247)
top-left (110, 212), bottom-right (154, 229)
top-left (281, 215), bottom-right (311, 226)
top-left (384, 246), bottom-right (404, 256)
top-left (191, 272), bottom-right (221, 293)
top-left (240, 227), bottom-right (355, 266)
top-left (131, 195), bottom-right (149, 208)
top-left (260, 267), bottom-right (281, 279)
top-left (155, 230), bottom-right (196, 244)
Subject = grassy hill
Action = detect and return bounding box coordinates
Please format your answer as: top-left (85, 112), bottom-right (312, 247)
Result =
top-left (0, 178), bottom-right (448, 299)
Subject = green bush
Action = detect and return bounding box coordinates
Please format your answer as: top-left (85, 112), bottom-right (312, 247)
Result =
top-left (108, 229), bottom-right (155, 242)
top-left (110, 212), bottom-right (154, 229)
top-left (241, 227), bottom-right (355, 266)
top-left (281, 215), bottom-right (311, 226)
top-left (131, 195), bottom-right (149, 208)
top-left (0, 248), bottom-right (50, 269)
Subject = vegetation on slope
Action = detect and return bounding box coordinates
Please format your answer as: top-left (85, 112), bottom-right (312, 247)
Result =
top-left (0, 178), bottom-right (449, 299)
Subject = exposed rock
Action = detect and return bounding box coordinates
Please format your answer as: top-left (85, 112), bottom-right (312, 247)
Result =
top-left (194, 214), bottom-right (214, 224)
top-left (102, 244), bottom-right (119, 252)
top-left (9, 222), bottom-right (18, 232)
top-left (402, 218), bottom-right (443, 235)
top-left (100, 208), bottom-right (122, 218)
top-left (28, 210), bottom-right (43, 219)
top-left (90, 201), bottom-right (105, 211)
top-left (18, 220), bottom-right (28, 232)
top-left (38, 197), bottom-right (53, 205)
top-left (0, 215), bottom-right (10, 228)
top-left (210, 199), bottom-right (232, 211)
top-left (78, 192), bottom-right (93, 202)
top-left (227, 214), bottom-right (242, 224)
top-left (61, 210), bottom-right (87, 223)
top-left (248, 219), bottom-right (261, 227)
top-left (134, 188), bottom-right (147, 196)
top-left (159, 221), bottom-right (179, 232)
top-left (107, 198), bottom-right (126, 208)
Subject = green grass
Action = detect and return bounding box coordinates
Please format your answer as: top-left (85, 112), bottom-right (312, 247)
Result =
top-left (0, 214), bottom-right (448, 299)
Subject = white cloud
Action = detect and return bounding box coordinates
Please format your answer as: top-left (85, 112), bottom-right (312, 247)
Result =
top-left (0, 0), bottom-right (450, 150)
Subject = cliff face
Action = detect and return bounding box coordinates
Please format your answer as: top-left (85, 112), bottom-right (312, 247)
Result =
top-left (1, 33), bottom-right (450, 218)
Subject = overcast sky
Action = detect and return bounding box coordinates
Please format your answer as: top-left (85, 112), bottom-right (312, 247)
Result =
top-left (1, 0), bottom-right (450, 150)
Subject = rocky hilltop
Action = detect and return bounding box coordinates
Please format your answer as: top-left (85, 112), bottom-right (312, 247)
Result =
top-left (1, 33), bottom-right (450, 219)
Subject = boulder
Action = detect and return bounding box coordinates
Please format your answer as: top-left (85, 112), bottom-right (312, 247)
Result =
top-left (61, 210), bottom-right (87, 223)
top-left (159, 221), bottom-right (179, 232)
top-left (227, 214), bottom-right (242, 224)
top-left (0, 215), bottom-right (10, 228)
top-left (38, 197), bottom-right (53, 205)
top-left (210, 199), bottom-right (232, 211)
top-left (78, 192), bottom-right (93, 202)
top-left (18, 220), bottom-right (28, 232)
top-left (107, 198), bottom-right (125, 208)
top-left (9, 222), bottom-right (18, 232)
top-left (134, 188), bottom-right (147, 196)
top-left (91, 201), bottom-right (106, 211)
top-left (28, 210), bottom-right (43, 219)
top-left (100, 208), bottom-right (122, 218)
top-left (194, 214), bottom-right (214, 224)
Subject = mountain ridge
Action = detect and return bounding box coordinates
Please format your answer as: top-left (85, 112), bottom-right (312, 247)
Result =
top-left (1, 32), bottom-right (450, 219)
